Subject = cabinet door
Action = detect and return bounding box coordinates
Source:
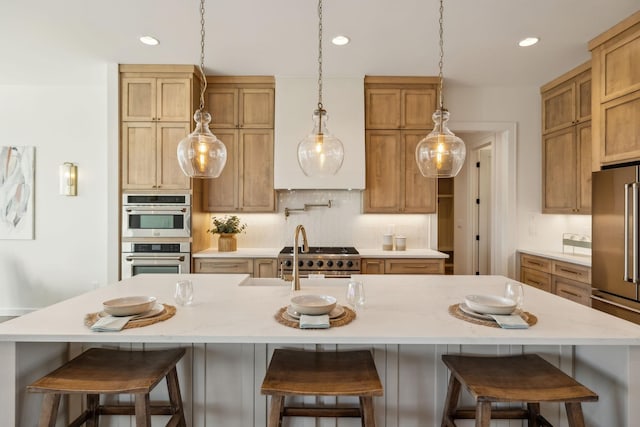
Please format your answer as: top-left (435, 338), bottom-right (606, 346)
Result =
top-left (121, 122), bottom-right (157, 189)
top-left (403, 132), bottom-right (437, 213)
top-left (553, 276), bottom-right (591, 306)
top-left (121, 77), bottom-right (156, 121)
top-left (365, 89), bottom-right (401, 129)
top-left (577, 122), bottom-right (592, 213)
top-left (402, 88), bottom-right (437, 129)
top-left (361, 259), bottom-right (385, 274)
top-left (157, 122), bottom-right (191, 190)
top-left (239, 89), bottom-right (274, 128)
top-left (542, 127), bottom-right (577, 213)
top-left (520, 267), bottom-right (552, 293)
top-left (239, 130), bottom-right (275, 212)
top-left (364, 130), bottom-right (401, 212)
top-left (203, 130), bottom-right (239, 211)
top-left (254, 259), bottom-right (278, 278)
top-left (576, 72), bottom-right (591, 123)
top-left (206, 87), bottom-right (238, 129)
top-left (156, 78), bottom-right (192, 121)
top-left (600, 90), bottom-right (640, 165)
top-left (542, 81), bottom-right (575, 134)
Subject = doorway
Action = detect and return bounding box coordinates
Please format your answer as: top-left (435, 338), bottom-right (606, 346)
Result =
top-left (472, 145), bottom-right (493, 275)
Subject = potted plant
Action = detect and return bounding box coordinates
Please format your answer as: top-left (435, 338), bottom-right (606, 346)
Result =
top-left (208, 215), bottom-right (247, 252)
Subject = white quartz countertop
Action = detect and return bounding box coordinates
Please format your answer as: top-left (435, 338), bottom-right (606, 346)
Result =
top-left (1, 274), bottom-right (638, 345)
top-left (518, 248), bottom-right (591, 267)
top-left (193, 248), bottom-right (448, 259)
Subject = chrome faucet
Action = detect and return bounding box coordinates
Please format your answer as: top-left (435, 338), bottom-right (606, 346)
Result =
top-left (292, 224), bottom-right (309, 291)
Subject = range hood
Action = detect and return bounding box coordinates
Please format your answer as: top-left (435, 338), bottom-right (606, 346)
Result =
top-left (274, 76), bottom-right (365, 190)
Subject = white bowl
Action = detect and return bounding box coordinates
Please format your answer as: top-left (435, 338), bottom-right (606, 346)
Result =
top-left (290, 294), bottom-right (337, 315)
top-left (464, 294), bottom-right (516, 315)
top-left (103, 296), bottom-right (157, 316)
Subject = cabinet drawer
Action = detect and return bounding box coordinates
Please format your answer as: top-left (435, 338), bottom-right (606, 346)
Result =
top-left (520, 254), bottom-right (552, 273)
top-left (384, 259), bottom-right (444, 275)
top-left (554, 276), bottom-right (591, 306)
top-left (194, 258), bottom-right (253, 274)
top-left (552, 260), bottom-right (591, 284)
top-left (361, 259), bottom-right (385, 274)
top-left (520, 267), bottom-right (552, 293)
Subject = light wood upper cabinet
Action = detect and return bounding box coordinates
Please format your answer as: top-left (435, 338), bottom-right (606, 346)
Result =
top-left (121, 77), bottom-right (192, 122)
top-left (363, 77), bottom-right (439, 214)
top-left (590, 11), bottom-right (640, 168)
top-left (540, 62), bottom-right (592, 214)
top-left (121, 122), bottom-right (191, 190)
top-left (202, 76), bottom-right (275, 213)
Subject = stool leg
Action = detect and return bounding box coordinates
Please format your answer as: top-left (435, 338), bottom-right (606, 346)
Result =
top-left (527, 402), bottom-right (541, 427)
top-left (267, 395), bottom-right (284, 427)
top-left (166, 366), bottom-right (186, 427)
top-left (565, 402), bottom-right (586, 427)
top-left (360, 396), bottom-right (376, 427)
top-left (134, 393), bottom-right (152, 427)
top-left (475, 401), bottom-right (491, 427)
top-left (85, 394), bottom-right (100, 427)
top-left (38, 393), bottom-right (60, 427)
top-left (441, 374), bottom-right (462, 427)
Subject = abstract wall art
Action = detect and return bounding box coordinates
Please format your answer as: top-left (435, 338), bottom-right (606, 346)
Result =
top-left (0, 146), bottom-right (35, 239)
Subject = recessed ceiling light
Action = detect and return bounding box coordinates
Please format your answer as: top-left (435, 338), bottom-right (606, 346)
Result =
top-left (139, 36), bottom-right (159, 46)
top-left (518, 37), bottom-right (539, 47)
top-left (332, 35), bottom-right (350, 46)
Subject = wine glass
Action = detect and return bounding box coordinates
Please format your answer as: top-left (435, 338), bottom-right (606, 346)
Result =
top-left (346, 280), bottom-right (365, 311)
top-left (504, 282), bottom-right (524, 312)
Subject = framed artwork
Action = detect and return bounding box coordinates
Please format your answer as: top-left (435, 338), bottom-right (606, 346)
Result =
top-left (0, 146), bottom-right (35, 239)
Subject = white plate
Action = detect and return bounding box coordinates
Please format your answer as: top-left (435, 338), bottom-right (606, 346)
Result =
top-left (459, 303), bottom-right (493, 320)
top-left (99, 303), bottom-right (164, 320)
top-left (290, 294), bottom-right (337, 315)
top-left (102, 296), bottom-right (157, 316)
top-left (286, 304), bottom-right (345, 320)
top-left (464, 294), bottom-right (516, 315)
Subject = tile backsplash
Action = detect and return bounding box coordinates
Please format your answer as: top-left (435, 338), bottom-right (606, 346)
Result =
top-left (205, 190), bottom-right (435, 250)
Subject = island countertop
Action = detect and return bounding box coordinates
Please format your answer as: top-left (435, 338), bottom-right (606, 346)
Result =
top-left (0, 274), bottom-right (637, 345)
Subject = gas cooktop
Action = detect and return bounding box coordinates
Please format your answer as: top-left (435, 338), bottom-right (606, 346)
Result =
top-left (279, 246), bottom-right (359, 255)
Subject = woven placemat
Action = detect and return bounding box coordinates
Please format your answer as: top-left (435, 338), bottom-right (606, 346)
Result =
top-left (84, 304), bottom-right (176, 330)
top-left (448, 303), bottom-right (537, 328)
top-left (275, 305), bottom-right (356, 329)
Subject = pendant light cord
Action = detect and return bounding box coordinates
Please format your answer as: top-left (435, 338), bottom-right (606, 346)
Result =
top-left (198, 0), bottom-right (207, 112)
top-left (317, 0), bottom-right (324, 112)
top-left (438, 0), bottom-right (445, 111)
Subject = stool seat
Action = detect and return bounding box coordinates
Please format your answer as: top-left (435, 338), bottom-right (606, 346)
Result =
top-left (261, 349), bottom-right (383, 427)
top-left (28, 347), bottom-right (186, 427)
top-left (442, 354), bottom-right (598, 427)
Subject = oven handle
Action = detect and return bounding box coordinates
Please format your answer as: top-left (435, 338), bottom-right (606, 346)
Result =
top-left (125, 255), bottom-right (186, 262)
top-left (125, 207), bottom-right (188, 213)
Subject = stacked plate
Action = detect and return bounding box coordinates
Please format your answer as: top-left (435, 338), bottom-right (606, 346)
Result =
top-left (460, 295), bottom-right (517, 320)
top-left (102, 296), bottom-right (158, 317)
top-left (287, 294), bottom-right (345, 320)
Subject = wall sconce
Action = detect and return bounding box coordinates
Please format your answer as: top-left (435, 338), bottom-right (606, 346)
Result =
top-left (59, 162), bottom-right (77, 196)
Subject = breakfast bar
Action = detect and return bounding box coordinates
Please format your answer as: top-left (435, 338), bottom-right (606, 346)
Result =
top-left (1, 274), bottom-right (639, 426)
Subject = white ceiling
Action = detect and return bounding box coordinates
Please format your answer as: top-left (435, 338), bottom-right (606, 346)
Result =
top-left (1, 0), bottom-right (638, 87)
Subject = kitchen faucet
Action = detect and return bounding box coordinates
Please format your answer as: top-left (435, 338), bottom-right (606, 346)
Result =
top-left (292, 224), bottom-right (309, 291)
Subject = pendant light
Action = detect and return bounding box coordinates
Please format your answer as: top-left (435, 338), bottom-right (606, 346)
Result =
top-left (297, 0), bottom-right (344, 177)
top-left (177, 0), bottom-right (227, 178)
top-left (415, 0), bottom-right (466, 178)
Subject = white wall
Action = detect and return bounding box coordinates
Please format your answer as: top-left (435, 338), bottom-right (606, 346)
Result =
top-left (0, 75), bottom-right (109, 314)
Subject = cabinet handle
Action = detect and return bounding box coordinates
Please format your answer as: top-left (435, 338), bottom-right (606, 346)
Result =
top-left (210, 263), bottom-right (243, 268)
top-left (528, 261), bottom-right (543, 267)
top-left (559, 289), bottom-right (580, 298)
top-left (528, 280), bottom-right (542, 287)
top-left (558, 267), bottom-right (580, 276)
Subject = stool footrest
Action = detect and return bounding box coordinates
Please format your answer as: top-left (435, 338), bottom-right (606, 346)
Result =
top-left (454, 407), bottom-right (528, 419)
top-left (283, 406), bottom-right (362, 418)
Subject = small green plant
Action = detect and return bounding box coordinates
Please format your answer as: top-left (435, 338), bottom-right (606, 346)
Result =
top-left (208, 215), bottom-right (247, 235)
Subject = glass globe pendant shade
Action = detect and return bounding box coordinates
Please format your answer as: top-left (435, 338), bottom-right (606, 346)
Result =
top-left (177, 110), bottom-right (227, 178)
top-left (415, 109), bottom-right (466, 178)
top-left (297, 109), bottom-right (344, 176)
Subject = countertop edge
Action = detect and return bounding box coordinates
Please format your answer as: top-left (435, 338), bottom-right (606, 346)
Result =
top-left (518, 248), bottom-right (591, 267)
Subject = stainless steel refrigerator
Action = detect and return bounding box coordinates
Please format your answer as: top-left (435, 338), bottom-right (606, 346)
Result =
top-left (592, 164), bottom-right (640, 324)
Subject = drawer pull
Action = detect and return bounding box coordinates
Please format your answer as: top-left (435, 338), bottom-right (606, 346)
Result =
top-left (529, 261), bottom-right (543, 267)
top-left (560, 289), bottom-right (580, 298)
top-left (529, 280), bottom-right (541, 286)
top-left (558, 267), bottom-right (581, 276)
top-left (209, 263), bottom-right (244, 268)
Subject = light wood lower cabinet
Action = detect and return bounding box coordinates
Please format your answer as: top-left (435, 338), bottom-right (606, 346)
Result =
top-left (193, 258), bottom-right (277, 278)
top-left (519, 253), bottom-right (591, 306)
top-left (361, 258), bottom-right (444, 275)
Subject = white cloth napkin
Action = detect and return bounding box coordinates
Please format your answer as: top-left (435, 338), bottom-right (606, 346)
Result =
top-left (299, 314), bottom-right (330, 329)
top-left (90, 315), bottom-right (134, 332)
top-left (489, 314), bottom-right (529, 329)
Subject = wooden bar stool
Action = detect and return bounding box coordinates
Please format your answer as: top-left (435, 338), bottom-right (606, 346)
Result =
top-left (261, 349), bottom-right (383, 427)
top-left (27, 347), bottom-right (186, 427)
top-left (441, 354), bottom-right (598, 427)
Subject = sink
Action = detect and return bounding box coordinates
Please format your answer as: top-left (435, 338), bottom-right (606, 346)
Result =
top-left (238, 277), bottom-right (289, 287)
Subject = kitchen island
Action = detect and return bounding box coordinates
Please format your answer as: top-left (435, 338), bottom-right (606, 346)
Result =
top-left (1, 274), bottom-right (639, 426)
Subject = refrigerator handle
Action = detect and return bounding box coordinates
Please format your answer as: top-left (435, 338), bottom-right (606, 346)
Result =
top-left (625, 183), bottom-right (631, 282)
top-left (635, 183), bottom-right (640, 285)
